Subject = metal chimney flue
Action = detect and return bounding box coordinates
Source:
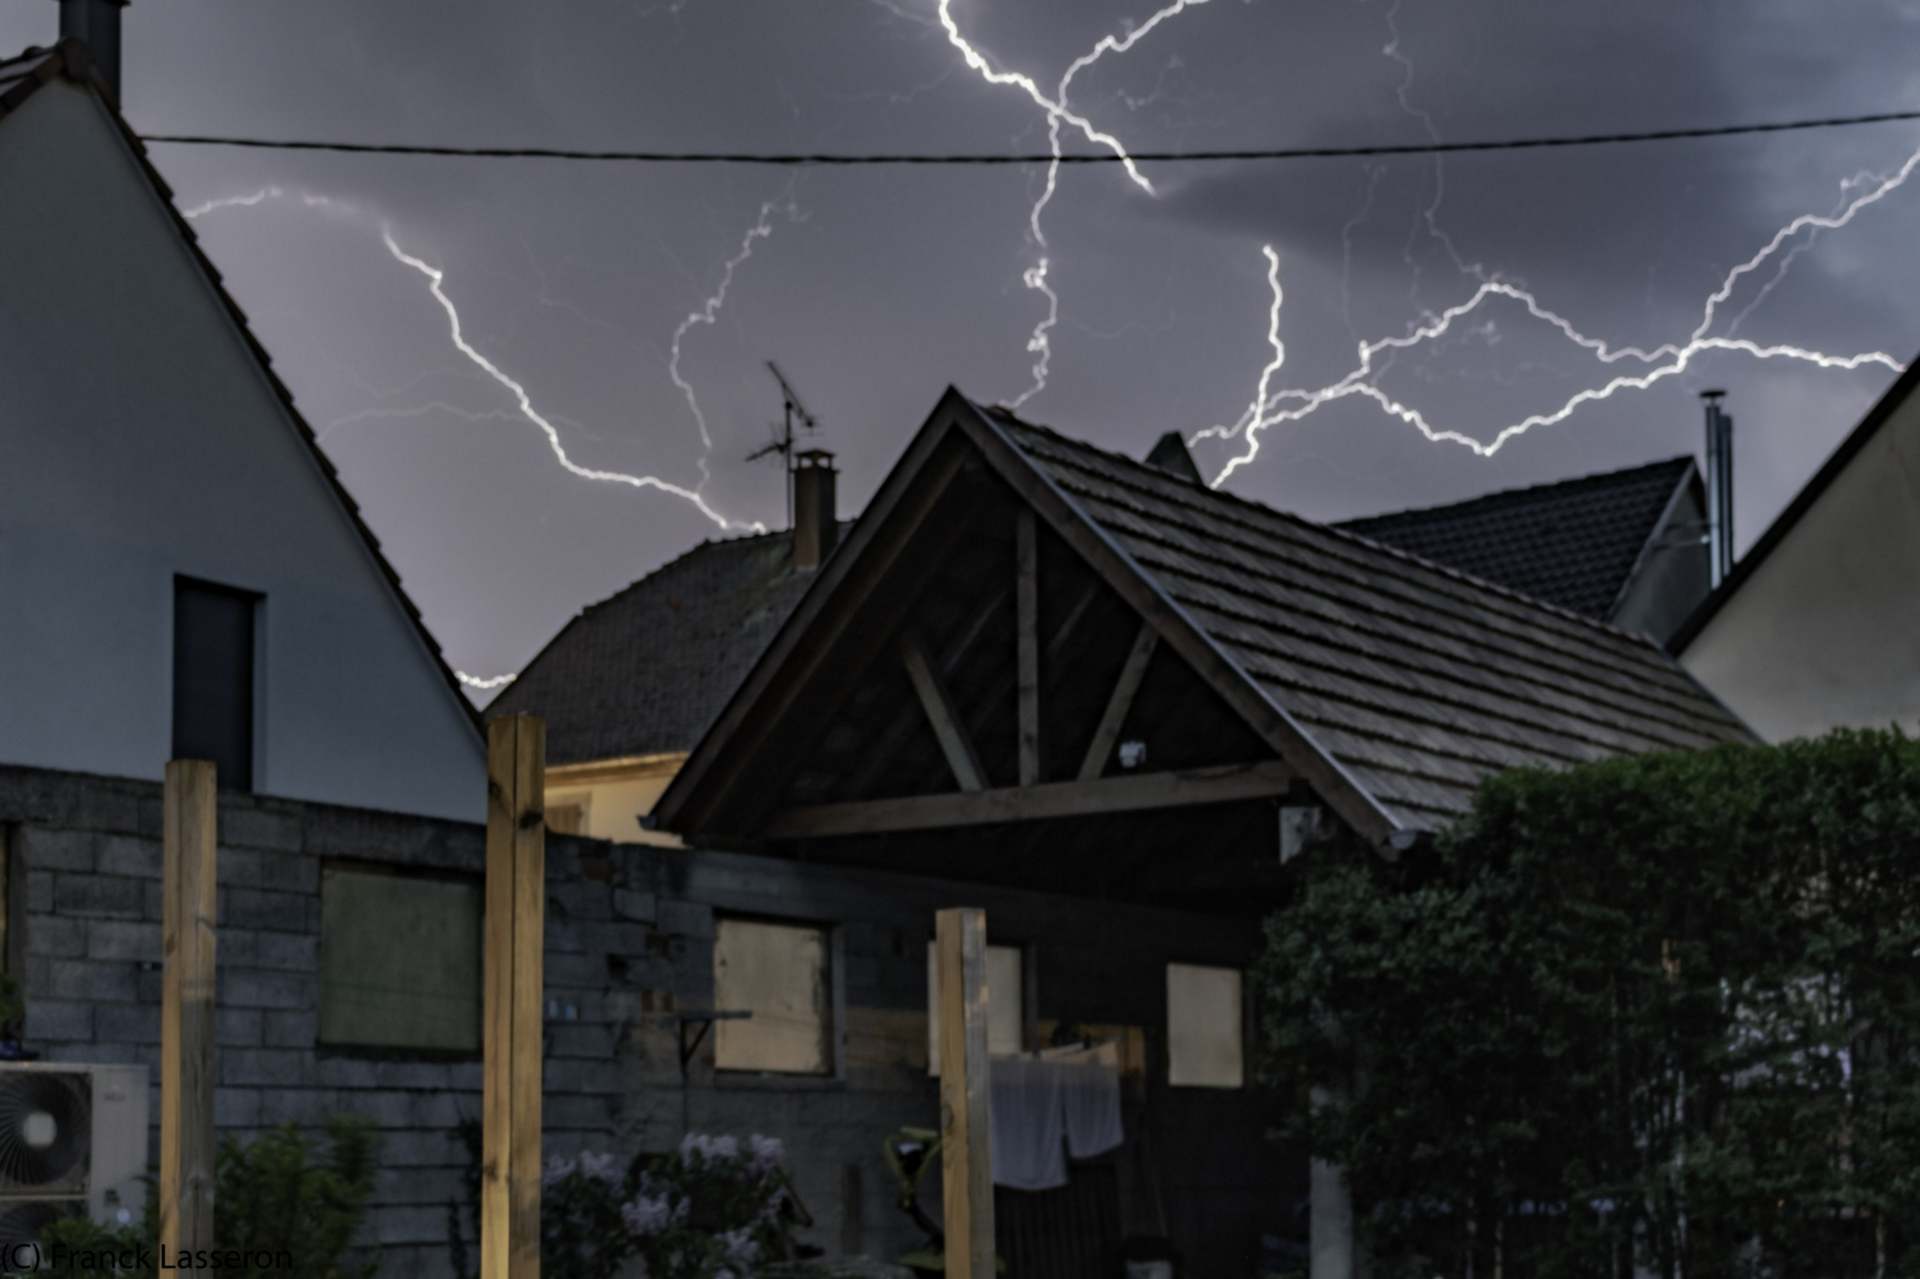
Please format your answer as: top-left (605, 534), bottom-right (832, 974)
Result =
top-left (1700, 390), bottom-right (1735, 587)
top-left (790, 448), bottom-right (838, 571)
top-left (58, 0), bottom-right (128, 99)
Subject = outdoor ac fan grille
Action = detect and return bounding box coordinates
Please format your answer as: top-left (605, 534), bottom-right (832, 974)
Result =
top-left (0, 1071), bottom-right (91, 1196)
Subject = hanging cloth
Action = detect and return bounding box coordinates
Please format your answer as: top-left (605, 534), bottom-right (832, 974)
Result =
top-left (988, 1054), bottom-right (1068, 1190)
top-left (1053, 1041), bottom-right (1125, 1159)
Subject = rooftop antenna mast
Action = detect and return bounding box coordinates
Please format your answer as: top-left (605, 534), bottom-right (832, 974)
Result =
top-left (745, 360), bottom-right (822, 530)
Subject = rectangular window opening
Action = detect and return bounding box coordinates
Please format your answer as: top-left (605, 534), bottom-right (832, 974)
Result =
top-left (928, 941), bottom-right (1025, 1074)
top-left (1167, 962), bottom-right (1244, 1089)
top-left (714, 916), bottom-right (833, 1075)
top-left (172, 577), bottom-right (258, 791)
top-left (318, 864), bottom-right (483, 1054)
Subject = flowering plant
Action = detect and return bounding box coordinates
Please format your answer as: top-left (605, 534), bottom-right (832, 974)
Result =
top-left (540, 1133), bottom-right (808, 1278)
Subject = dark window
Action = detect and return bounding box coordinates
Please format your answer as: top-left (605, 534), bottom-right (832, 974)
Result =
top-left (172, 578), bottom-right (257, 791)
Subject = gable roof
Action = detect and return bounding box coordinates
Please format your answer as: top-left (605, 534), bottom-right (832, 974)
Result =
top-left (492, 528), bottom-right (840, 765)
top-left (1, 41), bottom-right (481, 741)
top-left (1338, 456), bottom-right (1699, 622)
top-left (1671, 355), bottom-right (1920, 652)
top-left (656, 389), bottom-right (1752, 845)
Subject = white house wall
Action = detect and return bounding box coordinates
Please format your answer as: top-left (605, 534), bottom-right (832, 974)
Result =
top-left (1682, 389), bottom-right (1920, 742)
top-left (0, 80), bottom-right (483, 819)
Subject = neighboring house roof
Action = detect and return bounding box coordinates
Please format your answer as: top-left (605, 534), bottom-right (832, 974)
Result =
top-left (492, 528), bottom-right (843, 765)
top-left (656, 390), bottom-right (1753, 843)
top-left (0, 41), bottom-right (481, 740)
top-left (1671, 357), bottom-right (1920, 653)
top-left (1338, 456), bottom-right (1698, 622)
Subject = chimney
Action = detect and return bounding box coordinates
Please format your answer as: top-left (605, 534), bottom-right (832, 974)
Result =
top-left (1144, 431), bottom-right (1203, 485)
top-left (58, 0), bottom-right (128, 99)
top-left (1700, 389), bottom-right (1735, 587)
top-left (791, 448), bottom-right (838, 571)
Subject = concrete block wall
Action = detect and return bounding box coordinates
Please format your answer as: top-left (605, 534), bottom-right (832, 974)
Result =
top-left (0, 764), bottom-right (1285, 1274)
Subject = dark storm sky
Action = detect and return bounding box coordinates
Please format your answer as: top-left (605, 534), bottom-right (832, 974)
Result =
top-left (10, 0), bottom-right (1919, 695)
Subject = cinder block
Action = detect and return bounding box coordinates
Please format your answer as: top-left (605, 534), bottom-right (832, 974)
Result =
top-left (53, 873), bottom-right (141, 919)
top-left (86, 919), bottom-right (160, 962)
top-left (262, 1010), bottom-right (317, 1048)
top-left (214, 1087), bottom-right (263, 1128)
top-left (46, 958), bottom-right (137, 1002)
top-left (220, 806), bottom-right (303, 853)
top-left (252, 932), bottom-right (318, 972)
top-left (258, 1087), bottom-right (343, 1126)
top-left (216, 1008), bottom-right (263, 1047)
top-left (94, 1002), bottom-right (160, 1044)
top-left (612, 889), bottom-right (657, 924)
top-left (24, 999), bottom-right (92, 1043)
top-left (220, 969), bottom-right (313, 1010)
top-left (26, 871), bottom-right (52, 913)
top-left (94, 835), bottom-right (160, 879)
top-left (656, 899), bottom-right (714, 939)
top-left (221, 1047), bottom-right (316, 1088)
top-left (18, 828), bottom-right (95, 872)
top-left (28, 916), bottom-right (86, 958)
top-left (224, 887), bottom-right (311, 934)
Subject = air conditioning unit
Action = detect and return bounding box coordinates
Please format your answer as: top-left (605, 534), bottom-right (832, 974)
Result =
top-left (0, 1063), bottom-right (148, 1254)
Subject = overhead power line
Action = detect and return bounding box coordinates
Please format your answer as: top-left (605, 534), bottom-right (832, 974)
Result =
top-left (138, 107), bottom-right (1920, 166)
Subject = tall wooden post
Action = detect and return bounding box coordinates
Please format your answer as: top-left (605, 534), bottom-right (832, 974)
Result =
top-left (160, 759), bottom-right (217, 1262)
top-left (936, 907), bottom-right (994, 1278)
top-left (484, 715), bottom-right (545, 1279)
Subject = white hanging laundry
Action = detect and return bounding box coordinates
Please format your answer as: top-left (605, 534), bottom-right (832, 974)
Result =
top-left (989, 1054), bottom-right (1068, 1190)
top-left (1054, 1041), bottom-right (1125, 1158)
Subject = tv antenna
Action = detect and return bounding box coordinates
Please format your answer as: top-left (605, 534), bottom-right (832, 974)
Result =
top-left (746, 361), bottom-right (822, 530)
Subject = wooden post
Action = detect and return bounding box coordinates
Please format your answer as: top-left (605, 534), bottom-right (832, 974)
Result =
top-left (936, 907), bottom-right (994, 1278)
top-left (160, 759), bottom-right (217, 1262)
top-left (1015, 508), bottom-right (1040, 786)
top-left (484, 715), bottom-right (546, 1279)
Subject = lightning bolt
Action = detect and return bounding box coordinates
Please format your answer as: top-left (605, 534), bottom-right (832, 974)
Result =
top-left (456, 670), bottom-right (517, 690)
top-left (1196, 141), bottom-right (1916, 486)
top-left (184, 186), bottom-right (766, 533)
top-left (940, 0), bottom-right (1208, 408)
top-left (669, 195), bottom-right (797, 486)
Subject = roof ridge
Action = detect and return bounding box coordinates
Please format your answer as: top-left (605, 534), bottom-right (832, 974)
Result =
top-left (1339, 454), bottom-right (1696, 527)
top-left (984, 403), bottom-right (1667, 650)
top-left (2, 46), bottom-right (483, 739)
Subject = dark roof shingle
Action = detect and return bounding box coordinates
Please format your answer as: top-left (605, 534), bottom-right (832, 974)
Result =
top-left (990, 412), bottom-right (1748, 829)
top-left (493, 531), bottom-right (832, 764)
top-left (1337, 457), bottom-right (1695, 620)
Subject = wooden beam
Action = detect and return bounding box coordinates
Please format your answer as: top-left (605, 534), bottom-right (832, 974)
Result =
top-left (1078, 623), bottom-right (1159, 782)
top-left (659, 429), bottom-right (971, 831)
top-left (936, 907), bottom-right (994, 1279)
top-left (484, 715), bottom-right (545, 1279)
top-left (160, 759), bottom-right (217, 1264)
top-left (1016, 508), bottom-right (1040, 786)
top-left (900, 633), bottom-right (987, 792)
top-left (767, 759), bottom-right (1291, 837)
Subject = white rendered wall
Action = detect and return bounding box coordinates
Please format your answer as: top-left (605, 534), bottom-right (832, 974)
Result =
top-left (1682, 391), bottom-right (1920, 742)
top-left (0, 80), bottom-right (484, 820)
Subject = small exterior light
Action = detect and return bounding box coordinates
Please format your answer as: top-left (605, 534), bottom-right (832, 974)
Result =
top-left (1118, 740), bottom-right (1147, 770)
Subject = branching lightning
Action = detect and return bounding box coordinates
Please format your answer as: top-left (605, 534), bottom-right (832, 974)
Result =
top-left (456, 670), bottom-right (517, 690)
top-left (939, 0), bottom-right (1208, 408)
top-left (1198, 143), bottom-right (1916, 484)
top-left (184, 186), bottom-right (767, 533)
top-left (669, 195), bottom-right (798, 485)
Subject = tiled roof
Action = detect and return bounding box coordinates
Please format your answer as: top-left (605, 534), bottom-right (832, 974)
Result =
top-left (492, 530), bottom-right (836, 765)
top-left (989, 411), bottom-right (1750, 830)
top-left (1337, 457), bottom-right (1696, 621)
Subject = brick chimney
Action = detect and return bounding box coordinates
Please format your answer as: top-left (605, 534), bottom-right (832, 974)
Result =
top-left (791, 448), bottom-right (838, 571)
top-left (58, 0), bottom-right (128, 99)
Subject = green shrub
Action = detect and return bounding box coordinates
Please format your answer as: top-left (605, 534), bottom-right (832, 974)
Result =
top-left (35, 1118), bottom-right (379, 1277)
top-left (1257, 729), bottom-right (1920, 1278)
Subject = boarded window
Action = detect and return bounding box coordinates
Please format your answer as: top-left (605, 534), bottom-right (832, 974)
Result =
top-left (172, 578), bottom-right (257, 791)
top-left (1167, 963), bottom-right (1243, 1088)
top-left (714, 918), bottom-right (832, 1074)
top-left (319, 866), bottom-right (482, 1053)
top-left (547, 801), bottom-right (586, 835)
top-left (927, 943), bottom-right (1024, 1074)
